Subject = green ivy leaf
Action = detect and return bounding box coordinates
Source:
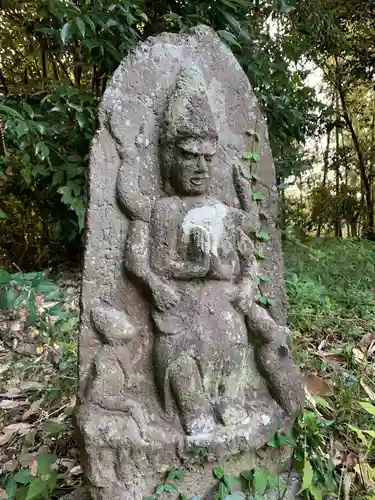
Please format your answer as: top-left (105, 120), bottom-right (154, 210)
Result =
top-left (61, 21), bottom-right (75, 44)
top-left (43, 420), bottom-right (69, 437)
top-left (308, 484), bottom-right (323, 500)
top-left (213, 467), bottom-right (225, 479)
top-left (258, 275), bottom-right (271, 283)
top-left (241, 470), bottom-right (253, 481)
top-left (13, 468), bottom-right (33, 485)
top-left (277, 433), bottom-right (297, 447)
top-left (0, 269), bottom-right (11, 285)
top-left (15, 120), bottom-right (28, 137)
top-left (254, 251), bottom-right (266, 260)
top-left (253, 469), bottom-right (268, 493)
top-left (75, 17), bottom-right (86, 38)
top-left (243, 152), bottom-right (254, 160)
top-left (167, 469), bottom-right (185, 480)
top-left (267, 473), bottom-right (287, 490)
top-left (5, 478), bottom-right (17, 498)
top-left (66, 154), bottom-right (82, 163)
top-left (162, 483), bottom-right (179, 493)
top-left (255, 231), bottom-right (269, 241)
top-left (217, 30), bottom-right (241, 48)
top-left (359, 402), bottom-right (375, 417)
top-left (0, 288), bottom-right (17, 310)
top-left (0, 207), bottom-right (7, 219)
top-left (33, 281), bottom-right (57, 293)
top-left (37, 453), bottom-right (58, 476)
top-left (258, 296), bottom-right (276, 307)
top-left (27, 295), bottom-right (37, 326)
top-left (25, 478), bottom-right (48, 500)
top-left (219, 481), bottom-right (227, 500)
top-left (83, 38), bottom-right (99, 50)
top-left (52, 171), bottom-right (65, 187)
top-left (252, 153), bottom-right (261, 162)
top-left (252, 191), bottom-right (264, 201)
top-left (298, 460), bottom-right (314, 494)
top-left (35, 142), bottom-right (50, 160)
top-left (223, 474), bottom-right (240, 493)
top-left (22, 102), bottom-right (34, 118)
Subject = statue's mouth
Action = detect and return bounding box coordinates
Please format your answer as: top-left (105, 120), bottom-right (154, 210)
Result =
top-left (190, 177), bottom-right (205, 186)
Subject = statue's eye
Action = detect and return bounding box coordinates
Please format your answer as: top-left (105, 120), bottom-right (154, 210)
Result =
top-left (204, 155), bottom-right (213, 162)
top-left (182, 151), bottom-right (195, 161)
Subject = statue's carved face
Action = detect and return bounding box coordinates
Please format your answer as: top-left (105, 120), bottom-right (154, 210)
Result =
top-left (172, 137), bottom-right (217, 195)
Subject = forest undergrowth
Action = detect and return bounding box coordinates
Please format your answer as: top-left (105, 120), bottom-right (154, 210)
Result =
top-left (0, 238), bottom-right (374, 499)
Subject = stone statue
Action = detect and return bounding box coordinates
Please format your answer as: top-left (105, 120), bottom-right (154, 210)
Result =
top-left (77, 25), bottom-right (304, 500)
top-left (118, 65), bottom-right (302, 439)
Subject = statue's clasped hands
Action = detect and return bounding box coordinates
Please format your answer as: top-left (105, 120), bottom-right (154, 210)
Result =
top-left (189, 225), bottom-right (213, 265)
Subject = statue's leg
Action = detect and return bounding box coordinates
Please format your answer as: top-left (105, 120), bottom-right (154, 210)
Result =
top-left (214, 347), bottom-right (249, 426)
top-left (169, 354), bottom-right (215, 436)
top-left (258, 341), bottom-right (304, 417)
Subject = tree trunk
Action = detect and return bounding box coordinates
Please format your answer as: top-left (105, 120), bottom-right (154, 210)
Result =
top-left (0, 67), bottom-right (8, 94)
top-left (337, 77), bottom-right (374, 239)
top-left (317, 124), bottom-right (332, 237)
top-left (335, 91), bottom-right (342, 238)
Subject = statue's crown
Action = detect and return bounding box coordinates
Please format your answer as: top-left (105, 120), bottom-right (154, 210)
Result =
top-left (163, 65), bottom-right (217, 143)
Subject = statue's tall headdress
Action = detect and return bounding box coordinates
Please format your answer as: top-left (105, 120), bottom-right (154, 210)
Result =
top-left (162, 65), bottom-right (218, 145)
top-left (160, 65), bottom-right (218, 193)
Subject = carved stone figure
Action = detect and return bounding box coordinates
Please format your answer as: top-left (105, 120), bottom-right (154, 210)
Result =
top-left (77, 25), bottom-right (304, 500)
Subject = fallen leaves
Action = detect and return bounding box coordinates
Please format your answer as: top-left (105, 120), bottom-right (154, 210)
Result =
top-left (305, 374), bottom-right (333, 397)
top-left (0, 431), bottom-right (15, 446)
top-left (317, 352), bottom-right (346, 369)
top-left (0, 271), bottom-right (81, 496)
top-left (0, 399), bottom-right (27, 410)
top-left (3, 422), bottom-right (33, 434)
top-left (358, 332), bottom-right (375, 354)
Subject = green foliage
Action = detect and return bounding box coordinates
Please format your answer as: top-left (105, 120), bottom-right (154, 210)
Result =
top-left (211, 465), bottom-right (286, 499)
top-left (0, 268), bottom-right (78, 391)
top-left (254, 231), bottom-right (269, 241)
top-left (294, 410), bottom-right (337, 499)
top-left (285, 237), bottom-right (375, 335)
top-left (251, 190), bottom-right (264, 202)
top-left (0, 0), bottom-right (321, 269)
top-left (258, 296), bottom-right (276, 307)
top-left (146, 468), bottom-right (185, 500)
top-left (287, 237), bottom-right (375, 499)
top-left (4, 452), bottom-right (60, 500)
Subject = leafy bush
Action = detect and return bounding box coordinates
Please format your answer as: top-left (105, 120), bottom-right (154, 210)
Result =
top-left (0, 0), bottom-right (320, 270)
top-left (285, 237), bottom-right (375, 336)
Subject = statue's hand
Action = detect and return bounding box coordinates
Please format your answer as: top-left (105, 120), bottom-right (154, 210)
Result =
top-left (233, 282), bottom-right (253, 314)
top-left (152, 282), bottom-right (180, 312)
top-left (233, 164), bottom-right (250, 198)
top-left (281, 326), bottom-right (293, 350)
top-left (189, 226), bottom-right (211, 262)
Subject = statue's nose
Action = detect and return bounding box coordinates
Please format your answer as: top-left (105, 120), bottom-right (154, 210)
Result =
top-left (197, 155), bottom-right (208, 172)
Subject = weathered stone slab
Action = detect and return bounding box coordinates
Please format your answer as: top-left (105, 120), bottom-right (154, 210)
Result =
top-left (77, 25), bottom-right (304, 500)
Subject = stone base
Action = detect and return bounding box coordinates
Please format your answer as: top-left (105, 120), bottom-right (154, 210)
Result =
top-left (58, 473), bottom-right (300, 500)
top-left (77, 395), bottom-right (297, 500)
top-left (58, 487), bottom-right (90, 500)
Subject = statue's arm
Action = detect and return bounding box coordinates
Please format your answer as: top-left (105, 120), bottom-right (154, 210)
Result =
top-left (233, 164), bottom-right (253, 213)
top-left (124, 220), bottom-right (179, 311)
top-left (232, 164), bottom-right (260, 234)
top-left (117, 163), bottom-right (151, 223)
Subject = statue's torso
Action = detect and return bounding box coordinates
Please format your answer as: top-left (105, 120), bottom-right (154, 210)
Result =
top-left (149, 196), bottom-right (240, 281)
top-left (150, 196), bottom-right (248, 348)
